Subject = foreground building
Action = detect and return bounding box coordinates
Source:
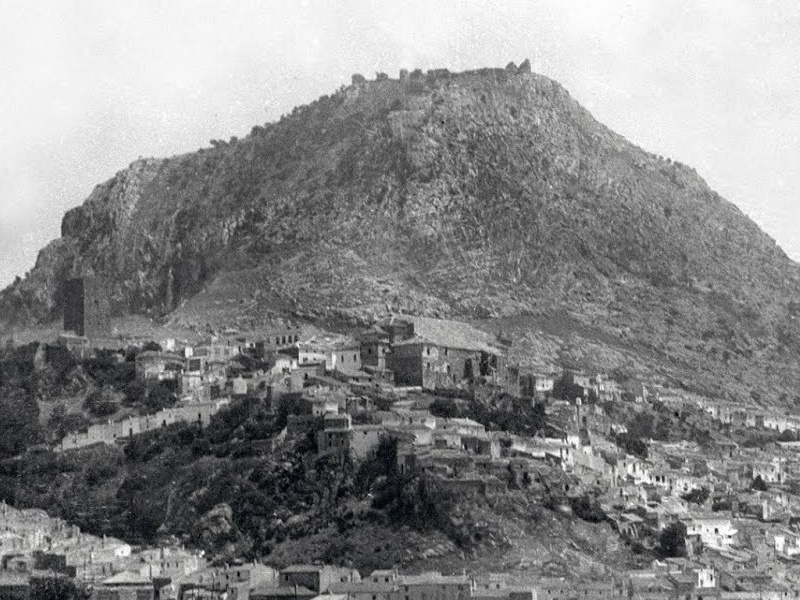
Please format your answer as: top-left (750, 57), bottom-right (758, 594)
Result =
top-left (382, 317), bottom-right (506, 389)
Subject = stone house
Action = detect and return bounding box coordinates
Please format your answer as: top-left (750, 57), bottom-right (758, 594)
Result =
top-left (317, 413), bottom-right (353, 457)
top-left (461, 434), bottom-right (500, 459)
top-left (359, 328), bottom-right (391, 371)
top-left (505, 365), bottom-right (554, 399)
top-left (0, 570), bottom-right (30, 600)
top-left (397, 572), bottom-right (472, 600)
top-left (256, 329), bottom-right (303, 356)
top-left (383, 317), bottom-right (506, 389)
top-left (681, 513), bottom-right (737, 550)
top-left (350, 425), bottom-right (385, 460)
top-left (177, 564), bottom-right (276, 600)
top-left (135, 351), bottom-right (183, 383)
top-left (276, 565), bottom-right (360, 595)
top-left (328, 343), bottom-right (362, 374)
top-left (750, 458), bottom-right (786, 485)
top-left (564, 371), bottom-right (595, 398)
top-left (435, 417), bottom-right (485, 437)
top-left (93, 571), bottom-right (155, 600)
top-left (771, 528), bottom-right (800, 558)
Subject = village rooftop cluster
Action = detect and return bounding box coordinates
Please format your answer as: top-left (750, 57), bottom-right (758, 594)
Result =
top-left (5, 277), bottom-right (800, 597)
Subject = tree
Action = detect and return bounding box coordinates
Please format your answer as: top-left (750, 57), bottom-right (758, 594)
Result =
top-left (570, 494), bottom-right (606, 522)
top-left (144, 380), bottom-right (177, 413)
top-left (751, 475), bottom-right (769, 491)
top-left (83, 388), bottom-right (118, 417)
top-left (0, 388), bottom-right (42, 458)
top-left (49, 403), bottom-right (89, 438)
top-left (123, 379), bottom-right (147, 405)
top-left (552, 375), bottom-right (585, 402)
top-left (429, 398), bottom-right (459, 418)
top-left (616, 432), bottom-right (648, 459)
top-left (30, 575), bottom-right (89, 600)
top-left (681, 487), bottom-right (710, 506)
top-left (658, 522), bottom-right (687, 558)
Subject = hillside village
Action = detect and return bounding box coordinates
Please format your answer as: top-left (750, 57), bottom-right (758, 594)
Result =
top-left (5, 278), bottom-right (800, 599)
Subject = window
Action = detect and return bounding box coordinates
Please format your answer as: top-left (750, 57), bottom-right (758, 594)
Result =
top-left (426, 346), bottom-right (430, 355)
top-left (444, 348), bottom-right (448, 356)
top-left (353, 353), bottom-right (357, 361)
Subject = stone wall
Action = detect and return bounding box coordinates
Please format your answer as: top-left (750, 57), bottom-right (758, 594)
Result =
top-left (58, 400), bottom-right (229, 451)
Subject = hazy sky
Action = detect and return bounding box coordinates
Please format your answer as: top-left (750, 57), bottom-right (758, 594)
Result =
top-left (1, 1), bottom-right (799, 288)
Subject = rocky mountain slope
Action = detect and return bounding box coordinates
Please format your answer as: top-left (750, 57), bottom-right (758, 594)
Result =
top-left (4, 62), bottom-right (800, 403)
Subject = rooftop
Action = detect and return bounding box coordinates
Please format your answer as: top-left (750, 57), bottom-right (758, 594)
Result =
top-left (100, 571), bottom-right (153, 586)
top-left (252, 584), bottom-right (317, 597)
top-left (389, 316), bottom-right (504, 354)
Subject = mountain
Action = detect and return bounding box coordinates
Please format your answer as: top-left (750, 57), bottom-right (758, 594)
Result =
top-left (3, 62), bottom-right (800, 403)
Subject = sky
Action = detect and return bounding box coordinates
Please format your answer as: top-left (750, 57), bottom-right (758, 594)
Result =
top-left (1, 0), bottom-right (799, 288)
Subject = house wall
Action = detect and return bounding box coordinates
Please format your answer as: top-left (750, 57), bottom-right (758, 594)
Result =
top-left (280, 571), bottom-right (321, 593)
top-left (317, 429), bottom-right (352, 457)
top-left (93, 585), bottom-right (154, 600)
top-left (400, 580), bottom-right (471, 600)
top-left (361, 341), bottom-right (389, 370)
top-left (350, 426), bottom-right (385, 460)
top-left (260, 330), bottom-right (302, 352)
top-left (279, 567), bottom-right (357, 594)
top-left (420, 346), bottom-right (482, 390)
top-left (331, 348), bottom-right (363, 373)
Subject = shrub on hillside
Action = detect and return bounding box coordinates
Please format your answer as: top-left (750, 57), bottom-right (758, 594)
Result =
top-left (83, 388), bottom-right (118, 418)
top-left (82, 353), bottom-right (134, 389)
top-left (682, 487), bottom-right (710, 505)
top-left (616, 432), bottom-right (648, 459)
top-left (569, 494), bottom-right (607, 523)
top-left (143, 380), bottom-right (177, 413)
top-left (123, 380), bottom-right (146, 405)
top-left (429, 398), bottom-right (459, 418)
top-left (658, 521), bottom-right (687, 558)
top-left (30, 575), bottom-right (89, 600)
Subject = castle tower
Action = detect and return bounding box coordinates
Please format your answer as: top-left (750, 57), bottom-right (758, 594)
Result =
top-left (63, 276), bottom-right (110, 338)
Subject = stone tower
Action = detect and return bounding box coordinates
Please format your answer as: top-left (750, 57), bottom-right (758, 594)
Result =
top-left (63, 276), bottom-right (110, 338)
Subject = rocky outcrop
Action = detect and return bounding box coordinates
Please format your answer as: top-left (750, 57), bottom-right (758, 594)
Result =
top-left (3, 64), bottom-right (800, 402)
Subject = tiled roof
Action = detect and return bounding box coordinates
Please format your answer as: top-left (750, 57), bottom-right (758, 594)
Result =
top-left (252, 584), bottom-right (316, 597)
top-left (391, 317), bottom-right (504, 354)
top-left (100, 571), bottom-right (153, 586)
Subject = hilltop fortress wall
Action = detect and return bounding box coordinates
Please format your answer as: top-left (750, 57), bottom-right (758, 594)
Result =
top-left (58, 399), bottom-right (229, 452)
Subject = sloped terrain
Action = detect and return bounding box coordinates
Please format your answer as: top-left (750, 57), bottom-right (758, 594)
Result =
top-left (3, 64), bottom-right (800, 404)
top-left (0, 394), bottom-right (646, 578)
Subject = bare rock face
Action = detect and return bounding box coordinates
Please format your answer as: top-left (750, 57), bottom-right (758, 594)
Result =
top-left (3, 64), bottom-right (800, 401)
